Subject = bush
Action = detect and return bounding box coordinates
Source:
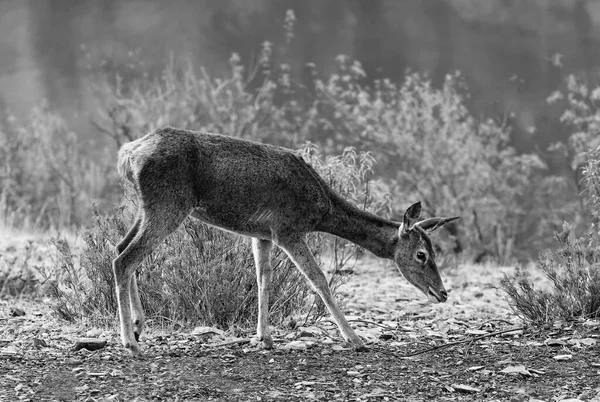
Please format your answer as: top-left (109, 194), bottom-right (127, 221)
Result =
top-left (501, 82), bottom-right (600, 323)
top-left (43, 144), bottom-right (389, 329)
top-left (501, 223), bottom-right (600, 323)
top-left (0, 103), bottom-right (117, 229)
top-left (311, 68), bottom-right (568, 261)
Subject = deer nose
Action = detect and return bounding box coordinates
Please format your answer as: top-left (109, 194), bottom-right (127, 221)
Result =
top-left (439, 289), bottom-right (448, 302)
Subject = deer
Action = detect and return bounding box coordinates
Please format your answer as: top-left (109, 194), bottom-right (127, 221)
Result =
top-left (113, 127), bottom-right (459, 357)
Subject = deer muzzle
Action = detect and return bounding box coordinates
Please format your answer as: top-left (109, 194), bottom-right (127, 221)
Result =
top-left (427, 286), bottom-right (448, 303)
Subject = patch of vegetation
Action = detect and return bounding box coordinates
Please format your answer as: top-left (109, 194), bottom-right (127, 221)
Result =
top-left (0, 10), bottom-right (578, 263)
top-left (501, 81), bottom-right (600, 322)
top-left (501, 223), bottom-right (600, 323)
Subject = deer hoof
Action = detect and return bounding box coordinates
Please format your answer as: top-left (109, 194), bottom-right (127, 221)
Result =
top-left (253, 335), bottom-right (273, 349)
top-left (261, 340), bottom-right (274, 350)
top-left (342, 341), bottom-right (369, 352)
top-left (354, 344), bottom-right (369, 352)
top-left (125, 342), bottom-right (142, 358)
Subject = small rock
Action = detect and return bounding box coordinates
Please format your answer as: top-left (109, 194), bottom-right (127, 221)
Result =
top-left (331, 344), bottom-right (351, 351)
top-left (10, 307), bottom-right (25, 317)
top-left (85, 328), bottom-right (104, 338)
top-left (451, 384), bottom-right (480, 393)
top-left (500, 365), bottom-right (531, 376)
top-left (544, 338), bottom-right (567, 346)
top-left (73, 338), bottom-right (107, 352)
top-left (553, 354), bottom-right (573, 361)
top-left (283, 340), bottom-right (309, 350)
top-left (33, 339), bottom-right (48, 349)
top-left (73, 385), bottom-right (89, 393)
top-left (0, 346), bottom-right (18, 356)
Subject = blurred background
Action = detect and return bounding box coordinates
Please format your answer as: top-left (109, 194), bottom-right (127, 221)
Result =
top-left (2, 0), bottom-right (599, 150)
top-left (2, 0), bottom-right (600, 263)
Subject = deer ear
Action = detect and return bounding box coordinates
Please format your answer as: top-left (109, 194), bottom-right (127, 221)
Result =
top-left (415, 216), bottom-right (460, 233)
top-left (399, 202), bottom-right (422, 234)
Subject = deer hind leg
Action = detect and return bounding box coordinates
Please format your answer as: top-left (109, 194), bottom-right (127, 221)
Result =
top-left (252, 238), bottom-right (273, 349)
top-left (116, 214), bottom-right (145, 341)
top-left (278, 236), bottom-right (366, 350)
top-left (113, 205), bottom-right (191, 357)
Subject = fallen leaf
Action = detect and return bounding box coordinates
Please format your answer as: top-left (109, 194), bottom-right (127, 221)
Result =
top-left (283, 340), bottom-right (312, 350)
top-left (500, 365), bottom-right (531, 376)
top-left (295, 381), bottom-right (316, 386)
top-left (0, 346), bottom-right (18, 356)
top-left (568, 338), bottom-right (597, 347)
top-left (451, 384), bottom-right (480, 393)
top-left (553, 354), bottom-right (573, 361)
top-left (544, 338), bottom-right (567, 346)
top-left (465, 329), bottom-right (488, 336)
top-left (191, 326), bottom-right (225, 336)
top-left (88, 372), bottom-right (108, 377)
top-left (331, 344), bottom-right (351, 351)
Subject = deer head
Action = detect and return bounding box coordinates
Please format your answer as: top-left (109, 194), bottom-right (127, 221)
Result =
top-left (394, 201), bottom-right (459, 303)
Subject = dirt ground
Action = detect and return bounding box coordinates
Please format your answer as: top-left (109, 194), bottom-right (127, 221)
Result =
top-left (1, 231), bottom-right (600, 401)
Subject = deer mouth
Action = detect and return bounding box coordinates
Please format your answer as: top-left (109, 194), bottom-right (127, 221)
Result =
top-left (427, 286), bottom-right (448, 303)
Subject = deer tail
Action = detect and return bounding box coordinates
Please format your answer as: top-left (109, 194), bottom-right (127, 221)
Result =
top-left (117, 139), bottom-right (141, 184)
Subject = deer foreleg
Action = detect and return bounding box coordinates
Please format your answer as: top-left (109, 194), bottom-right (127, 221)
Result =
top-left (278, 237), bottom-right (366, 350)
top-left (252, 238), bottom-right (274, 349)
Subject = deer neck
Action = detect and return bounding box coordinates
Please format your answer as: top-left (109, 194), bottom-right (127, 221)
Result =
top-left (316, 197), bottom-right (399, 260)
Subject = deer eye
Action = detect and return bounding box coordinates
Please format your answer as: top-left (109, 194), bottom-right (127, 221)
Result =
top-left (416, 251), bottom-right (427, 263)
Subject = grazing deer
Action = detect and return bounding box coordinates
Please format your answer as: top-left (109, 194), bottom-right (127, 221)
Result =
top-left (113, 127), bottom-right (459, 356)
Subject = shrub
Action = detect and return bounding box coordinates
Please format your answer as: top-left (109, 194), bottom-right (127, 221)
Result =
top-left (501, 223), bottom-right (600, 323)
top-left (0, 103), bottom-right (117, 229)
top-left (311, 67), bottom-right (566, 261)
top-left (501, 120), bottom-right (600, 323)
top-left (43, 143), bottom-right (389, 329)
top-left (546, 73), bottom-right (600, 232)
